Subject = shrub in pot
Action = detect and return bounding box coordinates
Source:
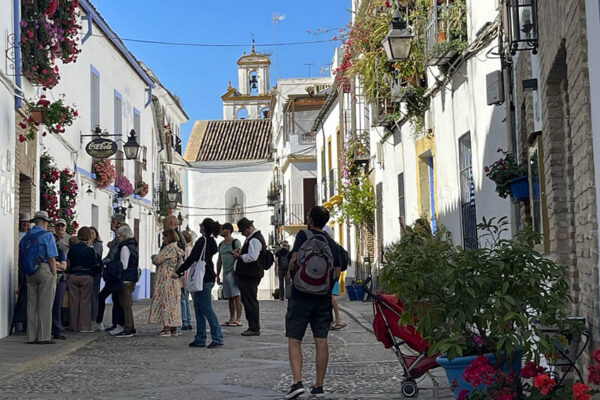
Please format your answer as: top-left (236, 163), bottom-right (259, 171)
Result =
top-left (381, 217), bottom-right (575, 397)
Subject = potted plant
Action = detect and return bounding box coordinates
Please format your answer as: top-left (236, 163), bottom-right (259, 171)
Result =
top-left (135, 181), bottom-right (149, 197)
top-left (381, 217), bottom-right (575, 398)
top-left (18, 94), bottom-right (78, 142)
top-left (484, 148), bottom-right (529, 202)
top-left (115, 176), bottom-right (134, 198)
top-left (93, 159), bottom-right (116, 189)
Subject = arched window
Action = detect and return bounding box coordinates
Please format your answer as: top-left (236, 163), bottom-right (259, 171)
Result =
top-left (236, 107), bottom-right (248, 120)
top-left (225, 187), bottom-right (245, 223)
top-left (260, 107), bottom-right (270, 119)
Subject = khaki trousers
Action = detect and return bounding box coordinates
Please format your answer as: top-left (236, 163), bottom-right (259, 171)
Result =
top-left (119, 282), bottom-right (136, 331)
top-left (67, 274), bottom-right (94, 331)
top-left (26, 264), bottom-right (56, 342)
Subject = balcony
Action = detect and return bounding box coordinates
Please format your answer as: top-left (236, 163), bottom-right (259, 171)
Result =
top-left (175, 136), bottom-right (182, 155)
top-left (349, 129), bottom-right (371, 166)
top-left (425, 0), bottom-right (467, 67)
top-left (281, 203), bottom-right (308, 234)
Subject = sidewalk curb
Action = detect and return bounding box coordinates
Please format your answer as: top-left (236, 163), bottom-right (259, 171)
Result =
top-left (1, 304), bottom-right (150, 383)
top-left (338, 302), bottom-right (374, 335)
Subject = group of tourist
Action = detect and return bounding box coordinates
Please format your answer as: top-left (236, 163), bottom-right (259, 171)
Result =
top-left (16, 204), bottom-right (346, 398)
top-left (15, 211), bottom-right (140, 342)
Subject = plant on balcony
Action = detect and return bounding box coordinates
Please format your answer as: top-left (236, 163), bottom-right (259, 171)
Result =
top-left (135, 181), bottom-right (149, 197)
top-left (18, 93), bottom-right (78, 142)
top-left (398, 86), bottom-right (429, 133)
top-left (20, 0), bottom-right (81, 88)
top-left (426, 0), bottom-right (467, 66)
top-left (93, 158), bottom-right (116, 189)
top-left (115, 176), bottom-right (134, 198)
top-left (427, 39), bottom-right (469, 66)
top-left (484, 149), bottom-right (528, 199)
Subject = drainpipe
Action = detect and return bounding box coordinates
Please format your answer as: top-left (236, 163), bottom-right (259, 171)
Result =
top-left (13, 0), bottom-right (22, 109)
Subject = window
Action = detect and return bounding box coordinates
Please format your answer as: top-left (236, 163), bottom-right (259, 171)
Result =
top-left (528, 133), bottom-right (549, 251)
top-left (90, 66), bottom-right (100, 131)
top-left (114, 91), bottom-right (122, 135)
top-left (458, 133), bottom-right (477, 249)
top-left (397, 172), bottom-right (405, 223)
top-left (133, 108), bottom-right (141, 140)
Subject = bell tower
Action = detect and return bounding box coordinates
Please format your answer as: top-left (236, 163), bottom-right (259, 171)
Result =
top-left (222, 44), bottom-right (272, 120)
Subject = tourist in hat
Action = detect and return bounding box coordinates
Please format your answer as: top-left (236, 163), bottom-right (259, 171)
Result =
top-left (19, 211), bottom-right (58, 344)
top-left (18, 213), bottom-right (31, 242)
top-left (232, 218), bottom-right (267, 336)
top-left (54, 218), bottom-right (71, 255)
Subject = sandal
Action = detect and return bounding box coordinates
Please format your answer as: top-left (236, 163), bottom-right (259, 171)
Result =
top-left (330, 323), bottom-right (347, 331)
top-left (220, 321), bottom-right (236, 327)
top-left (231, 321), bottom-right (242, 327)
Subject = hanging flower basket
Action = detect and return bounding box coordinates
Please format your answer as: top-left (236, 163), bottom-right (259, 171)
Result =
top-left (115, 176), bottom-right (134, 198)
top-left (135, 181), bottom-right (149, 197)
top-left (93, 159), bottom-right (116, 189)
top-left (19, 94), bottom-right (78, 142)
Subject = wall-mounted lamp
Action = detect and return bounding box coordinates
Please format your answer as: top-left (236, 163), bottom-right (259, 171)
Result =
top-left (86, 185), bottom-right (93, 194)
top-left (381, 8), bottom-right (413, 62)
top-left (507, 0), bottom-right (538, 54)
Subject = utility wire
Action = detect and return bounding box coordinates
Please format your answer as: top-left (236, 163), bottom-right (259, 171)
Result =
top-left (89, 34), bottom-right (337, 48)
top-left (180, 203), bottom-right (272, 210)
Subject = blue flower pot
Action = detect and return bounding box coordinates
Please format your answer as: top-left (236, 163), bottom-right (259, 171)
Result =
top-left (346, 285), bottom-right (357, 301)
top-left (436, 352), bottom-right (522, 399)
top-left (353, 285), bottom-right (364, 301)
top-left (509, 176), bottom-right (529, 203)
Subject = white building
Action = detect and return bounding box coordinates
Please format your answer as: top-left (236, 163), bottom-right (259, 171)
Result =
top-left (184, 50), bottom-right (276, 299)
top-left (0, 0), bottom-right (18, 338)
top-left (269, 77), bottom-right (331, 245)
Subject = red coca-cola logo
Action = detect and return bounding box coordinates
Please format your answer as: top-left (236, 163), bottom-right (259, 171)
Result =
top-left (85, 138), bottom-right (118, 158)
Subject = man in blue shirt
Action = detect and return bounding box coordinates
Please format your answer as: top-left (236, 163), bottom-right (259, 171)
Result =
top-left (285, 206), bottom-right (341, 399)
top-left (20, 211), bottom-right (58, 344)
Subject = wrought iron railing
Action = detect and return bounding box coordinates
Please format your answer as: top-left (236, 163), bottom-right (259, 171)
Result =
top-left (284, 203), bottom-right (306, 226)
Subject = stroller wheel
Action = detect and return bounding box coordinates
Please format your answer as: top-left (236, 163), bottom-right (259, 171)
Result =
top-left (401, 379), bottom-right (418, 397)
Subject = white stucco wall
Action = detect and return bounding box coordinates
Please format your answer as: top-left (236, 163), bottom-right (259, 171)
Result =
top-left (186, 161), bottom-right (277, 299)
top-left (0, 0), bottom-right (17, 338)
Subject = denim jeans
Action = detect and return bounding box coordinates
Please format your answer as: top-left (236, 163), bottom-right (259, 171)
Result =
top-left (90, 274), bottom-right (101, 321)
top-left (192, 282), bottom-right (223, 346)
top-left (180, 288), bottom-right (191, 326)
top-left (52, 278), bottom-right (66, 335)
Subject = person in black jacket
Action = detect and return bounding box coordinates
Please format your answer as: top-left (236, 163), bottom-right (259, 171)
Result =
top-left (232, 218), bottom-right (266, 336)
top-left (172, 218), bottom-right (223, 348)
top-left (66, 227), bottom-right (101, 333)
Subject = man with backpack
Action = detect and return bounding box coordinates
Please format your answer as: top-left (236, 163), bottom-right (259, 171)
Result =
top-left (18, 211), bottom-right (58, 344)
top-left (232, 218), bottom-right (266, 336)
top-left (275, 241), bottom-right (291, 300)
top-left (285, 206), bottom-right (341, 399)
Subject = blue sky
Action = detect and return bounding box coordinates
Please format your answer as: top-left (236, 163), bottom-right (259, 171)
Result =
top-left (91, 0), bottom-right (351, 149)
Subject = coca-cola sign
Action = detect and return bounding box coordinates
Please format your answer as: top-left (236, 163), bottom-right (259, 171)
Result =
top-left (85, 138), bottom-right (118, 158)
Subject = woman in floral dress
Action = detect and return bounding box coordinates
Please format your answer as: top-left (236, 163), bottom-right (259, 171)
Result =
top-left (149, 229), bottom-right (184, 336)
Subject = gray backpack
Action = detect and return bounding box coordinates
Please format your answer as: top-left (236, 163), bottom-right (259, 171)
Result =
top-left (293, 230), bottom-right (334, 295)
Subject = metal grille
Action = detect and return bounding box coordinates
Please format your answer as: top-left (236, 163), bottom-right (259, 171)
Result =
top-left (459, 133), bottom-right (477, 249)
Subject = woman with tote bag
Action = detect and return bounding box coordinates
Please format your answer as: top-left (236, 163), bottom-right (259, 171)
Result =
top-left (172, 218), bottom-right (223, 348)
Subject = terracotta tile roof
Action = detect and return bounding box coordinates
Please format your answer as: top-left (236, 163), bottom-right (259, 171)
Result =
top-left (184, 119), bottom-right (271, 162)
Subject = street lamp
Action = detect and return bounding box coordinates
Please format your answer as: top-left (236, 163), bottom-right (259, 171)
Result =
top-left (167, 179), bottom-right (178, 208)
top-left (123, 129), bottom-right (141, 160)
top-left (506, 0), bottom-right (538, 54)
top-left (381, 8), bottom-right (413, 62)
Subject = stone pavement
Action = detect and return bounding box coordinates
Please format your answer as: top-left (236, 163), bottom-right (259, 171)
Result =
top-left (0, 297), bottom-right (453, 399)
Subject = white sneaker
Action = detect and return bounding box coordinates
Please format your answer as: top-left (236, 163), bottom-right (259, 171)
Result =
top-left (109, 325), bottom-right (124, 336)
top-left (92, 322), bottom-right (104, 332)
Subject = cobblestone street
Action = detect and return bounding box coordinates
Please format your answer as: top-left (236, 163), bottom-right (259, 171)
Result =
top-left (0, 299), bottom-right (453, 399)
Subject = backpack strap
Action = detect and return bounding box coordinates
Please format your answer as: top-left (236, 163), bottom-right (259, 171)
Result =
top-left (303, 229), bottom-right (314, 240)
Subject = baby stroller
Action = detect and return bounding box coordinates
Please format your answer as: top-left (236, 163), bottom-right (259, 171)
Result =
top-left (363, 277), bottom-right (440, 397)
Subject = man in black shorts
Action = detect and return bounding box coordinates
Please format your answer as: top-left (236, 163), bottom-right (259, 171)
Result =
top-left (285, 206), bottom-right (341, 399)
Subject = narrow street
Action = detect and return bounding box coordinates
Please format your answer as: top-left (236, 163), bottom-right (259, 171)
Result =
top-left (0, 299), bottom-right (452, 399)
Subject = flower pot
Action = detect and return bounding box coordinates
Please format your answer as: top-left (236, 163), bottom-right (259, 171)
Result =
top-left (509, 175), bottom-right (529, 203)
top-left (346, 285), bottom-right (357, 301)
top-left (437, 31), bottom-right (447, 43)
top-left (353, 284), bottom-right (365, 301)
top-left (436, 353), bottom-right (522, 399)
top-left (30, 110), bottom-right (43, 124)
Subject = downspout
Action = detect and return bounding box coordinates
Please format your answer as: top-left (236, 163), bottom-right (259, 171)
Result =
top-left (13, 0), bottom-right (22, 109)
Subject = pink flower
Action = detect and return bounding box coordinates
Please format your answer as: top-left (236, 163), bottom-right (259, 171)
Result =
top-left (521, 362), bottom-right (545, 379)
top-left (18, 134), bottom-right (26, 142)
top-left (457, 389), bottom-right (468, 400)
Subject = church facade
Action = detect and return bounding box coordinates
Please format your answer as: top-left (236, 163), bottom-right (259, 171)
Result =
top-left (183, 49), bottom-right (276, 300)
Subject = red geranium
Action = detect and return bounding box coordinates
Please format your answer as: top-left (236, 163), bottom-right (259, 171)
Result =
top-left (572, 382), bottom-right (591, 400)
top-left (533, 374), bottom-right (555, 395)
